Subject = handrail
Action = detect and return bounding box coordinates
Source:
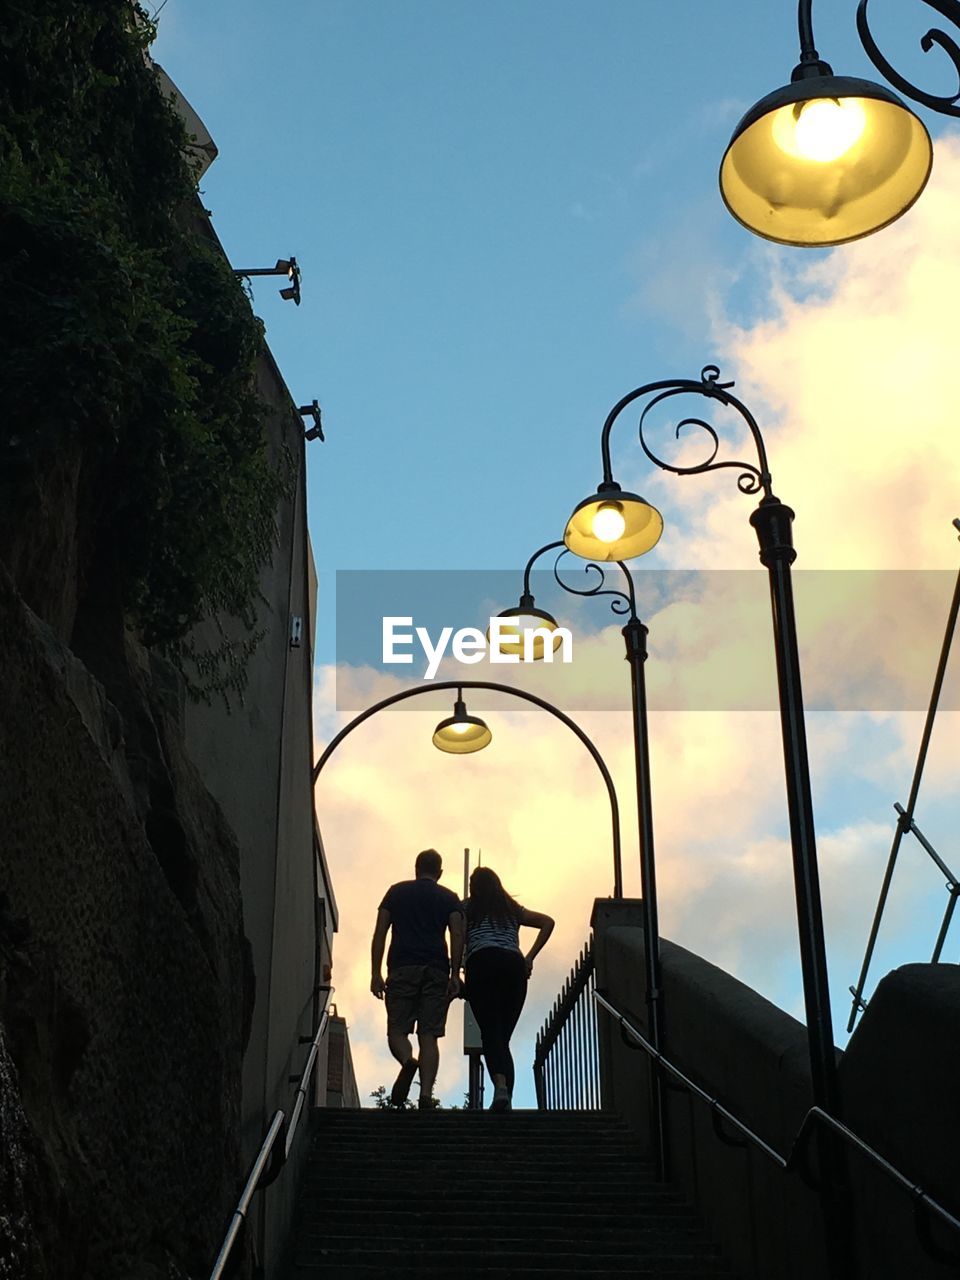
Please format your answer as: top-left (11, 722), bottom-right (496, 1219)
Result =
top-left (209, 1109), bottom-right (286, 1280)
top-left (593, 991), bottom-right (786, 1167)
top-left (594, 990), bottom-right (960, 1259)
top-left (208, 989), bottom-right (334, 1280)
top-left (285, 994), bottom-right (333, 1159)
top-left (794, 1108), bottom-right (960, 1242)
top-left (847, 518), bottom-right (960, 1031)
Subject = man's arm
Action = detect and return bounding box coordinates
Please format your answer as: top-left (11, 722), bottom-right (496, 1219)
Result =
top-left (370, 907), bottom-right (391, 998)
top-left (447, 909), bottom-right (465, 997)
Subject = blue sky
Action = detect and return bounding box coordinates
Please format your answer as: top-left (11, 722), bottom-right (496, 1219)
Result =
top-left (153, 3), bottom-right (960, 1107)
top-left (154, 1), bottom-right (955, 591)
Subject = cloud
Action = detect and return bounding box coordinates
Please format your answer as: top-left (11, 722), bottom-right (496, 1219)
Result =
top-left (625, 136), bottom-right (960, 573)
top-left (314, 139), bottom-right (960, 1105)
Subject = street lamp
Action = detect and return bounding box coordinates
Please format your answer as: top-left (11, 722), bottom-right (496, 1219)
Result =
top-left (492, 541), bottom-right (665, 1175)
top-left (718, 0), bottom-right (960, 245)
top-left (563, 365), bottom-right (840, 1124)
top-left (432, 691), bottom-right (493, 754)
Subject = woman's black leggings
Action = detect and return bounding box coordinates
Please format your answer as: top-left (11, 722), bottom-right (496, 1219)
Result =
top-left (465, 947), bottom-right (527, 1095)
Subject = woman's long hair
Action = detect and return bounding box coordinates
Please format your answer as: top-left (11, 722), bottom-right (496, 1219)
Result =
top-left (466, 866), bottom-right (521, 926)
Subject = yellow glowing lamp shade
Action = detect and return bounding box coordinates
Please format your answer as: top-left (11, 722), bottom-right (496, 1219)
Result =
top-left (564, 485), bottom-right (663, 562)
top-left (720, 75), bottom-right (932, 247)
top-left (486, 603), bottom-right (562, 660)
top-left (432, 699), bottom-right (492, 754)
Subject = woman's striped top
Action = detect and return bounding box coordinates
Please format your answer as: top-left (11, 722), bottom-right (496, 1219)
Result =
top-left (463, 907), bottom-right (522, 960)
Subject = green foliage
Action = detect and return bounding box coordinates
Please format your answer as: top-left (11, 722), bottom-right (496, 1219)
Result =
top-left (369, 1085), bottom-right (468, 1110)
top-left (0, 0), bottom-right (288, 683)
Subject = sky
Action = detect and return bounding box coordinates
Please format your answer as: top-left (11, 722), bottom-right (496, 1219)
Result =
top-left (153, 2), bottom-right (960, 1109)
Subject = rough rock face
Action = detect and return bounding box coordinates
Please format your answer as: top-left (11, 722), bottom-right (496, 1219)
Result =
top-left (0, 561), bottom-right (253, 1279)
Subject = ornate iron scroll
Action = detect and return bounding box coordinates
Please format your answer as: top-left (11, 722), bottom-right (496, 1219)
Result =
top-left (633, 366), bottom-right (774, 502)
top-left (857, 0), bottom-right (960, 116)
top-left (552, 548), bottom-right (636, 620)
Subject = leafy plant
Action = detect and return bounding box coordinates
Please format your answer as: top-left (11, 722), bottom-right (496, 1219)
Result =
top-left (0, 0), bottom-right (289, 695)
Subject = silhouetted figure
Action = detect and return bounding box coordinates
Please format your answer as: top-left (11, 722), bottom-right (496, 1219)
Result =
top-left (463, 866), bottom-right (554, 1111)
top-left (371, 849), bottom-right (464, 1108)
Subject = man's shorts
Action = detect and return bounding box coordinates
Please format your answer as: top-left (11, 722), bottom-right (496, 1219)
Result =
top-left (385, 965), bottom-right (450, 1038)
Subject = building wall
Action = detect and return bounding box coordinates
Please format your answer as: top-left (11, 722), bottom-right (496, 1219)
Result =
top-left (181, 335), bottom-right (334, 1275)
top-left (593, 899), bottom-right (959, 1280)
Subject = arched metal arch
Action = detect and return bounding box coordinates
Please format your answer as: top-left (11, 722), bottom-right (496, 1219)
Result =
top-left (313, 679), bottom-right (623, 897)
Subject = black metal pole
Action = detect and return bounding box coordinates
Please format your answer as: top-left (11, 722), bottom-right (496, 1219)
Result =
top-left (622, 615), bottom-right (667, 1180)
top-left (750, 496), bottom-right (856, 1280)
top-left (750, 497), bottom-right (837, 1111)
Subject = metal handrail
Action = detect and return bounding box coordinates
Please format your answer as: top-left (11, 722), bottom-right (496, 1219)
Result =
top-left (595, 990), bottom-right (960, 1258)
top-left (208, 989), bottom-right (334, 1280)
top-left (847, 519), bottom-right (960, 1031)
top-left (209, 1109), bottom-right (286, 1280)
top-left (593, 991), bottom-right (786, 1167)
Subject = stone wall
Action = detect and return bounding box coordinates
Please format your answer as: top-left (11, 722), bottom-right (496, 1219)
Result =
top-left (0, 562), bottom-right (251, 1279)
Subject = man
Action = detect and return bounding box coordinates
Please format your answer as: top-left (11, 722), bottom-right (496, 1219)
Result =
top-left (371, 849), bottom-right (464, 1108)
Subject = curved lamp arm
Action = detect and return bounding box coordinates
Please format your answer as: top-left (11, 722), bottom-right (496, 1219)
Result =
top-left (312, 679), bottom-right (624, 897)
top-left (600, 366), bottom-right (774, 503)
top-left (857, 0), bottom-right (960, 116)
top-left (522, 539), bottom-right (638, 621)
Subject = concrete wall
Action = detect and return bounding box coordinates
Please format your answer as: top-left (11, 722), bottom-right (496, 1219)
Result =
top-left (181, 333), bottom-right (332, 1276)
top-left (593, 900), bottom-right (960, 1280)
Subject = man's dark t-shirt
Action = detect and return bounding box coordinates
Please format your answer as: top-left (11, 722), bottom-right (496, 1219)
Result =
top-left (380, 878), bottom-right (462, 973)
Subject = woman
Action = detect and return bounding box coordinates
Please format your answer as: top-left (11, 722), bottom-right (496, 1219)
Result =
top-left (463, 867), bottom-right (554, 1112)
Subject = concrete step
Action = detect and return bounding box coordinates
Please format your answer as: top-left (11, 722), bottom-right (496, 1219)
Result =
top-left (289, 1252), bottom-right (731, 1276)
top-left (290, 1270), bottom-right (731, 1279)
top-left (296, 1227), bottom-right (717, 1252)
top-left (296, 1201), bottom-right (697, 1226)
top-left (300, 1181), bottom-right (666, 1205)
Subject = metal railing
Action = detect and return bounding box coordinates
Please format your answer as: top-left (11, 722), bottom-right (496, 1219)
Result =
top-left (533, 939), bottom-right (599, 1109)
top-left (595, 990), bottom-right (960, 1265)
top-left (208, 987), bottom-right (333, 1280)
top-left (847, 519), bottom-right (960, 1032)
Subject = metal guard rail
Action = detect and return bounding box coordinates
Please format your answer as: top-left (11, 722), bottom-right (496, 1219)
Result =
top-left (594, 991), bottom-right (960, 1261)
top-left (208, 988), bottom-right (334, 1280)
top-left (533, 942), bottom-right (594, 1070)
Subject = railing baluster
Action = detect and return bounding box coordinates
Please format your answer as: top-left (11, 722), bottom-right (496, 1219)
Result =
top-left (534, 936), bottom-right (598, 1111)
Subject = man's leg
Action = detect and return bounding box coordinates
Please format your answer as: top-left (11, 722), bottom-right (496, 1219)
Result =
top-left (415, 967), bottom-right (451, 1106)
top-left (416, 1032), bottom-right (439, 1100)
top-left (384, 968), bottom-right (419, 1105)
top-left (388, 1029), bottom-right (414, 1065)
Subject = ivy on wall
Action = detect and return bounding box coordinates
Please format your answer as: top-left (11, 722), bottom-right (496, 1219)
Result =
top-left (0, 1), bottom-right (287, 686)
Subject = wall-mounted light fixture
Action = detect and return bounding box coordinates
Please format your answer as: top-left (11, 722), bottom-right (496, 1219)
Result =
top-left (233, 256), bottom-right (302, 304)
top-left (299, 400), bottom-right (324, 442)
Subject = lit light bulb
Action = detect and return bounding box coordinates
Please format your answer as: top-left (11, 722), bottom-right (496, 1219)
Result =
top-left (592, 502), bottom-right (626, 544)
top-left (773, 97), bottom-right (866, 163)
top-left (449, 721), bottom-right (470, 734)
top-left (515, 614), bottom-right (545, 631)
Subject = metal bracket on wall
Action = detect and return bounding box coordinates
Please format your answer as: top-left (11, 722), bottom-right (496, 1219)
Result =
top-left (299, 400), bottom-right (324, 441)
top-left (290, 616), bottom-right (302, 649)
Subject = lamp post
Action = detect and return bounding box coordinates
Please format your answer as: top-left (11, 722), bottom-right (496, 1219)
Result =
top-left (719, 0), bottom-right (960, 245)
top-left (491, 541), bottom-right (665, 1175)
top-left (563, 365), bottom-right (840, 1121)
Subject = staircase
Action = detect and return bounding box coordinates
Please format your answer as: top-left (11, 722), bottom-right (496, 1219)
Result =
top-left (283, 1108), bottom-right (739, 1278)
